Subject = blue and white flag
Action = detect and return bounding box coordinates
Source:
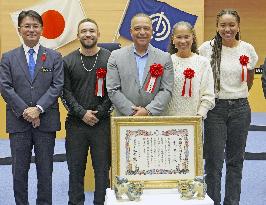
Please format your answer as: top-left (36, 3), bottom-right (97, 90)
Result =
top-left (119, 0), bottom-right (198, 51)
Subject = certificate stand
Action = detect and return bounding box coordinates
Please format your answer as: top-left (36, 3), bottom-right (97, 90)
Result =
top-left (105, 188), bottom-right (214, 205)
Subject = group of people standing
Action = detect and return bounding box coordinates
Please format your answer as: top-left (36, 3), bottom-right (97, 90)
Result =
top-left (0, 7), bottom-right (259, 205)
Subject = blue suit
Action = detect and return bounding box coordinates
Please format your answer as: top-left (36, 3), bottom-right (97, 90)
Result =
top-left (0, 45), bottom-right (63, 205)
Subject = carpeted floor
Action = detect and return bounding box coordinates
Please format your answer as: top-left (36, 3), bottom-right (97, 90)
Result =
top-left (0, 112), bottom-right (265, 205)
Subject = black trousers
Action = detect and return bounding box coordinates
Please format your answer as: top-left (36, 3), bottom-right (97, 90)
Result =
top-left (204, 98), bottom-right (251, 205)
top-left (10, 129), bottom-right (55, 205)
top-left (65, 118), bottom-right (111, 205)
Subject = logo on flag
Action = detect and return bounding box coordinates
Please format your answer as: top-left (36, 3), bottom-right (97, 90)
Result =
top-left (10, 0), bottom-right (86, 49)
top-left (119, 0), bottom-right (198, 51)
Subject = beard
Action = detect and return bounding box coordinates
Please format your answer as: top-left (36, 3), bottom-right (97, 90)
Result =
top-left (80, 38), bottom-right (97, 49)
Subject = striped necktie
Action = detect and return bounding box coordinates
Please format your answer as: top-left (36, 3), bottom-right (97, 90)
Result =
top-left (28, 48), bottom-right (35, 80)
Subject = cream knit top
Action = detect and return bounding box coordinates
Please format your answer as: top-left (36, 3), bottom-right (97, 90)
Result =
top-left (164, 53), bottom-right (215, 119)
top-left (199, 40), bottom-right (258, 99)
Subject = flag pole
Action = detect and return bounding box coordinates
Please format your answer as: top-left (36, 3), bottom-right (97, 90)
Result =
top-left (112, 0), bottom-right (130, 42)
top-left (78, 0), bottom-right (87, 17)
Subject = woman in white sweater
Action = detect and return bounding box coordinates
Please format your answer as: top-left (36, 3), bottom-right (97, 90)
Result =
top-left (164, 21), bottom-right (215, 119)
top-left (199, 9), bottom-right (258, 205)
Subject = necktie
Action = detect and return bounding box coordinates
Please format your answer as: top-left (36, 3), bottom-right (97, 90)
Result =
top-left (28, 48), bottom-right (35, 80)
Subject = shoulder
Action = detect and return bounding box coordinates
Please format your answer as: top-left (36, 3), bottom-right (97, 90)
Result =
top-left (62, 50), bottom-right (80, 70)
top-left (98, 48), bottom-right (111, 65)
top-left (239, 41), bottom-right (256, 51)
top-left (239, 41), bottom-right (258, 65)
top-left (2, 46), bottom-right (21, 57)
top-left (170, 53), bottom-right (176, 60)
top-left (184, 54), bottom-right (211, 73)
top-left (63, 50), bottom-right (79, 61)
top-left (195, 54), bottom-right (210, 64)
top-left (42, 46), bottom-right (61, 57)
top-left (198, 41), bottom-right (213, 59)
top-left (199, 40), bottom-right (212, 51)
top-left (110, 45), bottom-right (130, 56)
top-left (41, 47), bottom-right (62, 65)
top-left (99, 47), bottom-right (111, 58)
top-left (99, 47), bottom-right (111, 55)
top-left (238, 41), bottom-right (258, 58)
top-left (0, 47), bottom-right (23, 65)
top-left (150, 45), bottom-right (170, 58)
top-left (108, 46), bottom-right (132, 63)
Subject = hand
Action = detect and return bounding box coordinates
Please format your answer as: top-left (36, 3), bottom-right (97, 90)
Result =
top-left (82, 110), bottom-right (99, 126)
top-left (23, 107), bottom-right (41, 122)
top-left (32, 117), bottom-right (40, 128)
top-left (132, 106), bottom-right (149, 116)
top-left (196, 114), bottom-right (204, 120)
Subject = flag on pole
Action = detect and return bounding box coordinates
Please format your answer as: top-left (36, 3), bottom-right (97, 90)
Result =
top-left (119, 0), bottom-right (198, 51)
top-left (10, 0), bottom-right (86, 49)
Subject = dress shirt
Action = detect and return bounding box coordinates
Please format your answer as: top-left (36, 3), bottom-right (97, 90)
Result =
top-left (23, 43), bottom-right (40, 65)
top-left (22, 43), bottom-right (44, 113)
top-left (133, 47), bottom-right (148, 86)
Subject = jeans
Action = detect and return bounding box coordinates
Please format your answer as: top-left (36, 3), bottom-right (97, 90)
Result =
top-left (65, 118), bottom-right (111, 205)
top-left (204, 98), bottom-right (251, 205)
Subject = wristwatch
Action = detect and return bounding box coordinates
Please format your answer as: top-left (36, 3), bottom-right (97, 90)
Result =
top-left (36, 106), bottom-right (42, 113)
top-left (145, 108), bottom-right (152, 116)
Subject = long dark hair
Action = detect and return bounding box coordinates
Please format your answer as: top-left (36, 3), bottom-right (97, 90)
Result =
top-left (168, 21), bottom-right (198, 55)
top-left (210, 8), bottom-right (240, 92)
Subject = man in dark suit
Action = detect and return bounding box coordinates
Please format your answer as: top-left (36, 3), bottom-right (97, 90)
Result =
top-left (0, 10), bottom-right (63, 205)
top-left (262, 59), bottom-right (266, 98)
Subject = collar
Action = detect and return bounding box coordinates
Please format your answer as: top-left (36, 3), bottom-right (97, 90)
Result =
top-left (23, 43), bottom-right (40, 54)
top-left (133, 44), bottom-right (150, 57)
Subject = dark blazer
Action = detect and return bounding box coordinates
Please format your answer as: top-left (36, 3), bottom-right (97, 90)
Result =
top-left (262, 58), bottom-right (266, 98)
top-left (0, 45), bottom-right (64, 133)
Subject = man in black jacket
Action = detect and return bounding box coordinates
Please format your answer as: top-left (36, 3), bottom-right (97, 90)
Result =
top-left (62, 18), bottom-right (111, 205)
top-left (262, 59), bottom-right (266, 98)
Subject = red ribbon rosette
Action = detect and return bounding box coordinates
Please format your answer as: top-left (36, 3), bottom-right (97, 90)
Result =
top-left (41, 52), bottom-right (47, 70)
top-left (239, 55), bottom-right (249, 82)
top-left (182, 68), bottom-right (195, 97)
top-left (145, 63), bottom-right (164, 93)
top-left (95, 68), bottom-right (107, 97)
top-left (41, 53), bottom-right (46, 62)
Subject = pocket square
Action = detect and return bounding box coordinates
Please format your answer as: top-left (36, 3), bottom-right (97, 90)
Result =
top-left (41, 67), bottom-right (53, 72)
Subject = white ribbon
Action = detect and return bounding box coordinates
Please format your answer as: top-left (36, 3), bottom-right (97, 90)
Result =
top-left (145, 77), bottom-right (156, 93)
top-left (96, 78), bottom-right (103, 97)
top-left (184, 79), bottom-right (191, 97)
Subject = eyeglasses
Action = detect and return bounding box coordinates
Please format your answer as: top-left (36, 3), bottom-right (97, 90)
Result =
top-left (19, 24), bottom-right (42, 30)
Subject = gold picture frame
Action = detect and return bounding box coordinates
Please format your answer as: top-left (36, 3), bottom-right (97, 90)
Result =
top-left (111, 116), bottom-right (203, 189)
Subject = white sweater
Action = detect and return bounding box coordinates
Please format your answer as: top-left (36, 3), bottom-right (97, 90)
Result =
top-left (164, 53), bottom-right (215, 119)
top-left (199, 40), bottom-right (258, 99)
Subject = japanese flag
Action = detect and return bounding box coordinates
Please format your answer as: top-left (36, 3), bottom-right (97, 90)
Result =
top-left (10, 0), bottom-right (86, 49)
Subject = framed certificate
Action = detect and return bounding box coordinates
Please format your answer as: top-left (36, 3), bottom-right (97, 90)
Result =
top-left (111, 116), bottom-right (203, 189)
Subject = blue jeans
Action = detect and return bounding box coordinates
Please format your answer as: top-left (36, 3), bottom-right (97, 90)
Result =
top-left (204, 98), bottom-right (251, 205)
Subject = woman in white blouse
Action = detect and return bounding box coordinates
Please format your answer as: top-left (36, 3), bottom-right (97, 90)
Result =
top-left (199, 9), bottom-right (258, 205)
top-left (164, 21), bottom-right (215, 119)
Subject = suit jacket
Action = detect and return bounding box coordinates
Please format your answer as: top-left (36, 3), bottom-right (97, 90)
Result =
top-left (106, 44), bottom-right (174, 116)
top-left (262, 58), bottom-right (266, 98)
top-left (0, 45), bottom-right (64, 133)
